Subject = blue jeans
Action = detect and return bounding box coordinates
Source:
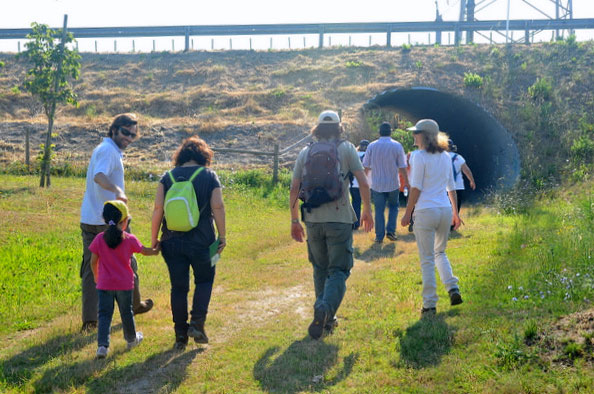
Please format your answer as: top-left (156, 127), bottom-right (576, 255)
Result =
top-left (305, 222), bottom-right (353, 317)
top-left (371, 189), bottom-right (399, 241)
top-left (349, 187), bottom-right (361, 229)
top-left (97, 289), bottom-right (136, 348)
top-left (161, 237), bottom-right (216, 338)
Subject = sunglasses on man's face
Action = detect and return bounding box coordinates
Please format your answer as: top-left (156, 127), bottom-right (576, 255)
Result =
top-left (118, 127), bottom-right (137, 139)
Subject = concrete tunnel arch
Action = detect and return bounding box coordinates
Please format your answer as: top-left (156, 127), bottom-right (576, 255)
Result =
top-left (364, 87), bottom-right (520, 199)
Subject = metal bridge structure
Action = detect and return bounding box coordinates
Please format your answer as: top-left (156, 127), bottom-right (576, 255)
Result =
top-left (0, 1), bottom-right (591, 51)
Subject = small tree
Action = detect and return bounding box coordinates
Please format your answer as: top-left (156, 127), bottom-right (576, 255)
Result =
top-left (19, 17), bottom-right (80, 187)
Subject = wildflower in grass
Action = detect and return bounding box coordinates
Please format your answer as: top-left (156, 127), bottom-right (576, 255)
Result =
top-left (576, 273), bottom-right (580, 277)
top-left (512, 297), bottom-right (518, 301)
top-left (507, 285), bottom-right (513, 290)
top-left (524, 295), bottom-right (529, 299)
top-left (519, 286), bottom-right (523, 291)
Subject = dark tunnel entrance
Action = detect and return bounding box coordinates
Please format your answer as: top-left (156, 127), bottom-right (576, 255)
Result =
top-left (364, 87), bottom-right (520, 199)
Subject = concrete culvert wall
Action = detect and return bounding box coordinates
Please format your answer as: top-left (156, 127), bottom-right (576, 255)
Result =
top-left (365, 87), bottom-right (520, 199)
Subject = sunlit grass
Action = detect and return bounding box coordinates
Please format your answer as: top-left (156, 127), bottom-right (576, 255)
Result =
top-left (0, 174), bottom-right (592, 393)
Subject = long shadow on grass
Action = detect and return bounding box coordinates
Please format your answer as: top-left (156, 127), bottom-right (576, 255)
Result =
top-left (29, 345), bottom-right (201, 393)
top-left (0, 186), bottom-right (35, 197)
top-left (394, 311), bottom-right (456, 369)
top-left (355, 243), bottom-right (403, 263)
top-left (85, 348), bottom-right (202, 393)
top-left (0, 324), bottom-right (110, 388)
top-left (253, 337), bottom-right (357, 393)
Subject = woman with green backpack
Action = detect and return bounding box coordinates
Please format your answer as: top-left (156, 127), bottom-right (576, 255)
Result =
top-left (151, 136), bottom-right (226, 350)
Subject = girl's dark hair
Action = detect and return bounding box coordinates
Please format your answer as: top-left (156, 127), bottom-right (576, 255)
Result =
top-left (102, 203), bottom-right (124, 249)
top-left (172, 136), bottom-right (213, 167)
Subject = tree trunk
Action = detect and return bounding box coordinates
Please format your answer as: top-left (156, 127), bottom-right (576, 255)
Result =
top-left (25, 128), bottom-right (30, 171)
top-left (39, 114), bottom-right (54, 187)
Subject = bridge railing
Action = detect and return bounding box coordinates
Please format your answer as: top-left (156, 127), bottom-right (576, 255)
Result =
top-left (1, 19), bottom-right (593, 51)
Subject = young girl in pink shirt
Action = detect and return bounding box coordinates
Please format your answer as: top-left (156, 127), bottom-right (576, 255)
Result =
top-left (90, 200), bottom-right (159, 359)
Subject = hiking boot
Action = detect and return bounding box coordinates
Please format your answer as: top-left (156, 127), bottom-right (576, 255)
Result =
top-left (324, 316), bottom-right (338, 335)
top-left (386, 232), bottom-right (398, 241)
top-left (308, 306), bottom-right (328, 340)
top-left (174, 335), bottom-right (188, 351)
top-left (133, 299), bottom-right (154, 315)
top-left (81, 321), bottom-right (98, 332)
top-left (449, 288), bottom-right (463, 306)
top-left (188, 318), bottom-right (209, 344)
top-left (127, 332), bottom-right (144, 350)
top-left (421, 307), bottom-right (436, 317)
top-left (96, 346), bottom-right (108, 359)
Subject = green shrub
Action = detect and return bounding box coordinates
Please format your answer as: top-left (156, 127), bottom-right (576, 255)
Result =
top-left (528, 78), bottom-right (552, 101)
top-left (523, 320), bottom-right (538, 342)
top-left (495, 337), bottom-right (534, 370)
top-left (563, 342), bottom-right (584, 360)
top-left (570, 136), bottom-right (594, 163)
top-left (401, 43), bottom-right (412, 52)
top-left (463, 72), bottom-right (483, 89)
top-left (345, 60), bottom-right (362, 68)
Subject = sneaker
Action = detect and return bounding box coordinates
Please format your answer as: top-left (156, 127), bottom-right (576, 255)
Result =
top-left (308, 306), bottom-right (328, 340)
top-left (81, 321), bottom-right (98, 332)
top-left (133, 299), bottom-right (154, 315)
top-left (127, 332), bottom-right (144, 350)
top-left (174, 335), bottom-right (188, 351)
top-left (188, 319), bottom-right (209, 344)
top-left (96, 346), bottom-right (108, 359)
top-left (449, 288), bottom-right (463, 306)
top-left (421, 307), bottom-right (436, 317)
top-left (324, 316), bottom-right (338, 335)
top-left (386, 232), bottom-right (398, 241)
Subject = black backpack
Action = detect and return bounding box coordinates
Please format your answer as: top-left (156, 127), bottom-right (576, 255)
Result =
top-left (299, 140), bottom-right (345, 212)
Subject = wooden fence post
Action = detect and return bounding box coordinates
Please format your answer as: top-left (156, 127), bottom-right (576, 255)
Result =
top-left (272, 144), bottom-right (279, 185)
top-left (184, 27), bottom-right (190, 52)
top-left (95, 40), bottom-right (97, 52)
top-left (153, 40), bottom-right (155, 52)
top-left (25, 128), bottom-right (30, 171)
top-left (386, 25), bottom-right (392, 47)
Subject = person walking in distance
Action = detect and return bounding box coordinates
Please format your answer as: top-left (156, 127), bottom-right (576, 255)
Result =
top-left (80, 113), bottom-right (153, 332)
top-left (448, 139), bottom-right (476, 220)
top-left (90, 201), bottom-right (160, 358)
top-left (290, 110), bottom-right (373, 340)
top-left (349, 139), bottom-right (370, 230)
top-left (362, 122), bottom-right (409, 243)
top-left (400, 119), bottom-right (463, 317)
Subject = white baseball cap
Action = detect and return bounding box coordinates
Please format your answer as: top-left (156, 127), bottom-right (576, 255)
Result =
top-left (318, 110), bottom-right (340, 124)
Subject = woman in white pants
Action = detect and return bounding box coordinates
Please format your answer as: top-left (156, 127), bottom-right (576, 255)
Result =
top-left (400, 119), bottom-right (463, 316)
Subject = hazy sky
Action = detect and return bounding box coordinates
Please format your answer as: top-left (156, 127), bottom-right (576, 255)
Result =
top-left (1, 1), bottom-right (592, 51)
top-left (2, 0), bottom-right (592, 27)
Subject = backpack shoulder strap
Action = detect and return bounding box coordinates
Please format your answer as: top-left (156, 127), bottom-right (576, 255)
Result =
top-left (189, 166), bottom-right (205, 182)
top-left (451, 153), bottom-right (459, 180)
top-left (168, 170), bottom-right (176, 184)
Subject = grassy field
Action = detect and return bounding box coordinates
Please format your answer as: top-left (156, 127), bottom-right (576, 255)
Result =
top-left (0, 174), bottom-right (592, 393)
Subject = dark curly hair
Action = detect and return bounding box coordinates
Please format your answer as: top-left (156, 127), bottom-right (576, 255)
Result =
top-left (108, 113), bottom-right (139, 138)
top-left (172, 136), bottom-right (213, 167)
top-left (310, 123), bottom-right (344, 140)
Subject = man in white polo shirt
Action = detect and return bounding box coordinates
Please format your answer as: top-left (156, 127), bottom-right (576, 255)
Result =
top-left (79, 113), bottom-right (153, 332)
